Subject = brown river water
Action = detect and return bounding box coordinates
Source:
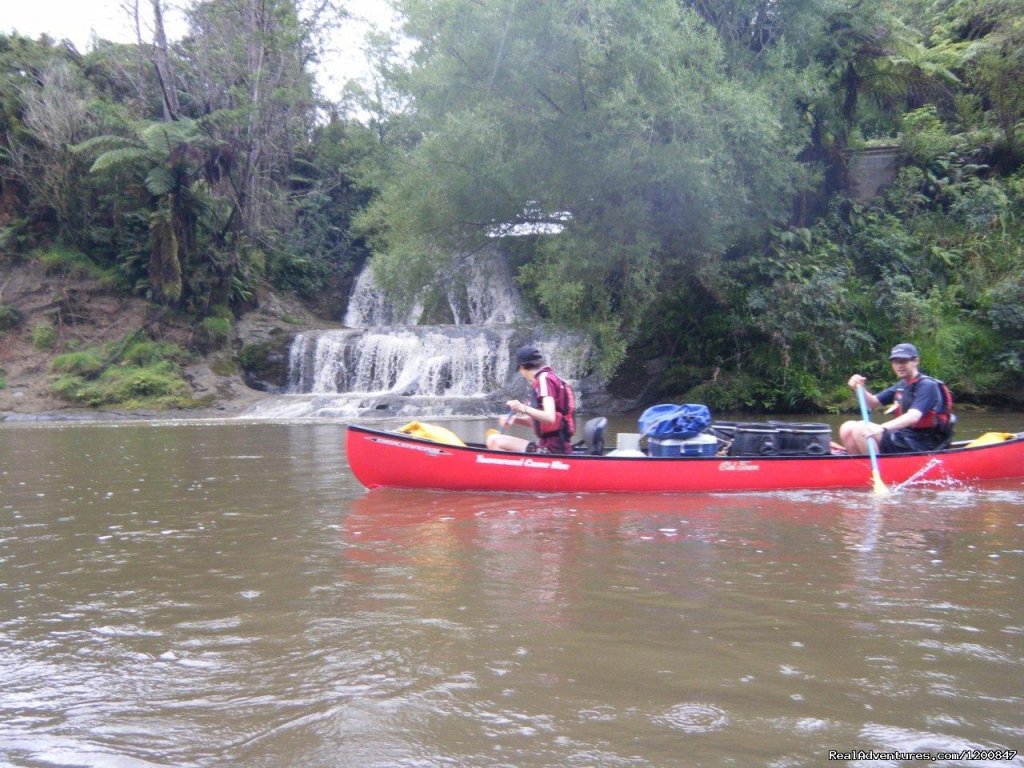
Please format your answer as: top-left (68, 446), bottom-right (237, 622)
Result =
top-left (1, 415), bottom-right (1022, 767)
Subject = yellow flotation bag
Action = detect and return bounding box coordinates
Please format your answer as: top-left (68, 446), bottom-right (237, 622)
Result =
top-left (964, 431), bottom-right (1017, 448)
top-left (397, 421), bottom-right (466, 447)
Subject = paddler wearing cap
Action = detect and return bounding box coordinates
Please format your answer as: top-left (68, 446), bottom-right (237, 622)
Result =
top-left (839, 342), bottom-right (955, 455)
top-left (486, 346), bottom-right (576, 454)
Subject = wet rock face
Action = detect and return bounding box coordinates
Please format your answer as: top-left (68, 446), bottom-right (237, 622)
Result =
top-left (239, 337), bottom-right (294, 392)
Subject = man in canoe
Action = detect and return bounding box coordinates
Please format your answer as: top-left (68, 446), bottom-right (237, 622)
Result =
top-left (486, 346), bottom-right (576, 454)
top-left (839, 342), bottom-right (954, 455)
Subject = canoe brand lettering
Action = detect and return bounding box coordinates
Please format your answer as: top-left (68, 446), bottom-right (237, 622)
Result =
top-left (476, 455), bottom-right (570, 471)
top-left (718, 461), bottom-right (760, 472)
top-left (371, 437), bottom-right (449, 456)
top-left (525, 458), bottom-right (570, 471)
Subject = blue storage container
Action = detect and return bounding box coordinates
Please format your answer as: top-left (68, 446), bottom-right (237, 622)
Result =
top-left (649, 433), bottom-right (718, 457)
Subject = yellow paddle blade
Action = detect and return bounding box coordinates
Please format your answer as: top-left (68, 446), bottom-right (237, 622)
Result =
top-left (871, 470), bottom-right (890, 496)
top-left (485, 428), bottom-right (499, 439)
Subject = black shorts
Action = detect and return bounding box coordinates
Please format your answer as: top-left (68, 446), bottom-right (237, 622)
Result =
top-left (879, 428), bottom-right (943, 454)
top-left (528, 436), bottom-right (570, 455)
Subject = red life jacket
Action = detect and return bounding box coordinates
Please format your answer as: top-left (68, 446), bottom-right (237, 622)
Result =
top-left (530, 367), bottom-right (576, 442)
top-left (893, 374), bottom-right (953, 431)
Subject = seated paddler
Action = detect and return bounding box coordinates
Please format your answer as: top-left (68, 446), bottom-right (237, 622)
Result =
top-left (839, 342), bottom-right (954, 455)
top-left (486, 346), bottom-right (575, 454)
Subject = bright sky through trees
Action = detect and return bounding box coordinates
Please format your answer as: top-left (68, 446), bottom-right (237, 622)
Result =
top-left (2, 0), bottom-right (398, 97)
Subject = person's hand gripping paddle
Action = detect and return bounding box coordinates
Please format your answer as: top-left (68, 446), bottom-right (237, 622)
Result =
top-left (485, 410), bottom-right (519, 441)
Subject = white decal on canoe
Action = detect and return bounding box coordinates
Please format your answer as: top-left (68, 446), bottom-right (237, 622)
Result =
top-left (476, 455), bottom-right (570, 471)
top-left (477, 455), bottom-right (526, 467)
top-left (718, 461), bottom-right (760, 472)
top-left (524, 458), bottom-right (570, 471)
top-left (372, 437), bottom-right (450, 456)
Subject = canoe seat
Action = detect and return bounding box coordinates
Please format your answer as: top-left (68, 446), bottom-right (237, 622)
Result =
top-left (934, 413), bottom-right (957, 450)
top-left (573, 416), bottom-right (607, 455)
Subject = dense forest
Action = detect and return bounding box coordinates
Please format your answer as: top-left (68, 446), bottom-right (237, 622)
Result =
top-left (1, 0), bottom-right (1023, 412)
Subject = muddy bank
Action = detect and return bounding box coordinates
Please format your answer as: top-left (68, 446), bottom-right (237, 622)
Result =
top-left (0, 260), bottom-right (327, 422)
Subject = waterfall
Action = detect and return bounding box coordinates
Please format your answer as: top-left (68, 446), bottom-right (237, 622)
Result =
top-left (248, 247), bottom-right (593, 419)
top-left (288, 327), bottom-right (515, 397)
top-left (448, 253), bottom-right (528, 325)
top-left (343, 268), bottom-right (423, 327)
top-left (343, 250), bottom-right (528, 327)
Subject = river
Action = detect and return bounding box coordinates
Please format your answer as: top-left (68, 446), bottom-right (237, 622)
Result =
top-left (1, 414), bottom-right (1022, 767)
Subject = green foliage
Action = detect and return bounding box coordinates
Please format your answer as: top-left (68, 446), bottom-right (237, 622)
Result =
top-left (0, 304), bottom-right (22, 331)
top-left (237, 342), bottom-right (275, 371)
top-left (982, 275), bottom-right (1024, 389)
top-left (48, 334), bottom-right (195, 410)
top-left (5, 0), bottom-right (1024, 412)
top-left (211, 356), bottom-right (239, 376)
top-left (74, 118), bottom-right (217, 305)
top-left (32, 322), bottom-right (57, 350)
top-left (87, 146), bottom-right (149, 174)
top-left (2, 3), bottom-right (346, 311)
top-left (147, 202), bottom-right (182, 302)
top-left (237, 338), bottom-right (291, 390)
top-left (51, 361), bottom-right (191, 409)
top-left (958, 6), bottom-right (1024, 162)
top-left (199, 315), bottom-right (233, 350)
top-left (900, 106), bottom-right (958, 166)
top-left (34, 247), bottom-right (123, 287)
top-left (51, 349), bottom-right (105, 377)
top-left (366, 0), bottom-right (811, 368)
top-left (121, 339), bottom-right (189, 367)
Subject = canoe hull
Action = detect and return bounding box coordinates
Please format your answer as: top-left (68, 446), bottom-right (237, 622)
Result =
top-left (345, 424), bottom-right (1024, 494)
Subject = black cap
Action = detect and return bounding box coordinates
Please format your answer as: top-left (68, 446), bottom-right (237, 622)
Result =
top-left (515, 345), bottom-right (544, 367)
top-left (889, 342), bottom-right (919, 360)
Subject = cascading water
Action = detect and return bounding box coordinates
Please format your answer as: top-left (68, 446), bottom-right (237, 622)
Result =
top-left (342, 249), bottom-right (528, 327)
top-left (288, 327), bottom-right (516, 398)
top-left (248, 248), bottom-right (593, 419)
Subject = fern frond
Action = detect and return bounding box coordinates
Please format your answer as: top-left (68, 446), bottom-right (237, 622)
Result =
top-left (71, 134), bottom-right (137, 157)
top-left (89, 147), bottom-right (149, 174)
top-left (145, 167), bottom-right (176, 196)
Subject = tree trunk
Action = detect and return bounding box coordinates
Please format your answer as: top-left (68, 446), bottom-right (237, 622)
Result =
top-left (151, 0), bottom-right (180, 120)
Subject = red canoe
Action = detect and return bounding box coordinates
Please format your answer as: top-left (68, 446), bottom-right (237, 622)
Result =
top-left (345, 424), bottom-right (1024, 494)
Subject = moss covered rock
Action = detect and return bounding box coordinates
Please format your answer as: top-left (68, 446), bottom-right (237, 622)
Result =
top-left (238, 337), bottom-right (294, 392)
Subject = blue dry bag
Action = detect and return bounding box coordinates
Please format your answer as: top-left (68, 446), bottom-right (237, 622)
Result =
top-left (638, 403), bottom-right (712, 439)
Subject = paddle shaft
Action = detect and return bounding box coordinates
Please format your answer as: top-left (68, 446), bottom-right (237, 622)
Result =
top-left (498, 409), bottom-right (518, 434)
top-left (855, 384), bottom-right (889, 495)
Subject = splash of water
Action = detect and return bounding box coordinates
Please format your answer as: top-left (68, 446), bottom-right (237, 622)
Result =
top-left (891, 458), bottom-right (945, 493)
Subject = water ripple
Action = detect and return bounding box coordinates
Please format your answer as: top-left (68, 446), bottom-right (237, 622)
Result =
top-left (654, 702), bottom-right (729, 733)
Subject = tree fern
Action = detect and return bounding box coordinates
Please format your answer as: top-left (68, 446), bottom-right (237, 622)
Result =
top-left (145, 167), bottom-right (176, 196)
top-left (88, 147), bottom-right (149, 175)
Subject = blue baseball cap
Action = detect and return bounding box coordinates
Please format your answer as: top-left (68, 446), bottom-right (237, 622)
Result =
top-left (889, 343), bottom-right (919, 360)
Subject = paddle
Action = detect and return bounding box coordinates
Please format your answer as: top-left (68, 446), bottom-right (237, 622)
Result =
top-left (856, 384), bottom-right (889, 496)
top-left (500, 409), bottom-right (519, 433)
top-left (486, 410), bottom-right (519, 440)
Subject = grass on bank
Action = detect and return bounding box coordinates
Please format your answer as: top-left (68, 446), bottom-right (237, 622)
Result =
top-left (50, 336), bottom-right (199, 410)
top-left (35, 247), bottom-right (127, 289)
